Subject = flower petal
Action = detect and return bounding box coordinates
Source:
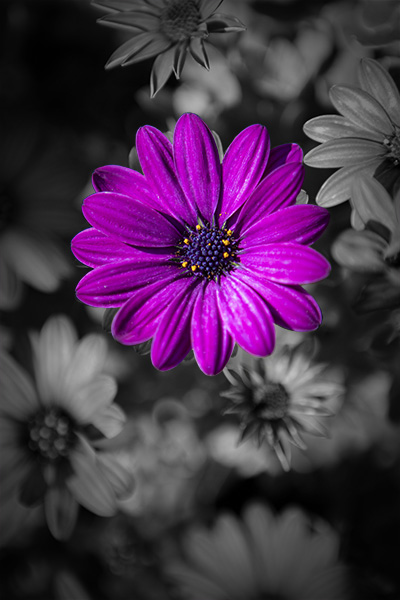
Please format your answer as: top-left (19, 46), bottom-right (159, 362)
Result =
top-left (99, 10), bottom-right (160, 31)
top-left (105, 32), bottom-right (171, 69)
top-left (96, 453), bottom-right (135, 500)
top-left (91, 403), bottom-right (126, 439)
top-left (76, 259), bottom-right (173, 307)
top-left (332, 230), bottom-right (386, 272)
top-left (174, 113), bottom-right (221, 223)
top-left (235, 163), bottom-right (304, 232)
top-left (136, 125), bottom-right (198, 224)
top-left (329, 85), bottom-right (393, 136)
top-left (45, 486), bottom-right (79, 541)
top-left (358, 58), bottom-right (400, 125)
top-left (0, 351), bottom-right (38, 419)
top-left (189, 37), bottom-right (210, 70)
top-left (218, 275), bottom-right (275, 356)
top-left (219, 125), bottom-right (270, 222)
top-left (315, 159), bottom-right (381, 207)
top-left (71, 228), bottom-right (143, 267)
top-left (303, 115), bottom-right (383, 143)
top-left (351, 175), bottom-right (396, 232)
top-left (67, 376), bottom-right (118, 424)
top-left (199, 0), bottom-right (224, 20)
top-left (112, 274), bottom-right (191, 344)
top-left (62, 333), bottom-right (108, 394)
top-left (304, 138), bottom-right (385, 168)
top-left (92, 165), bottom-right (158, 208)
top-left (150, 47), bottom-right (175, 97)
top-left (264, 143), bottom-right (303, 176)
top-left (151, 281), bottom-right (202, 371)
top-left (241, 204), bottom-right (329, 248)
top-left (205, 13), bottom-right (246, 33)
top-left (82, 192), bottom-right (181, 247)
top-left (68, 437), bottom-right (117, 517)
top-left (191, 282), bottom-right (234, 375)
top-left (232, 269), bottom-right (322, 331)
top-left (240, 243), bottom-right (331, 284)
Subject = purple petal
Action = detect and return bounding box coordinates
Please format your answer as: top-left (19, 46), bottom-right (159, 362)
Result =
top-left (174, 113), bottom-right (221, 223)
top-left (218, 274), bottom-right (275, 356)
top-left (235, 163), bottom-right (304, 232)
top-left (151, 281), bottom-right (202, 371)
top-left (219, 125), bottom-right (270, 222)
top-left (82, 192), bottom-right (181, 247)
top-left (233, 269), bottom-right (322, 331)
top-left (71, 228), bottom-right (144, 267)
top-left (92, 165), bottom-right (160, 209)
top-left (112, 275), bottom-right (191, 344)
top-left (263, 143), bottom-right (303, 177)
top-left (136, 125), bottom-right (198, 225)
top-left (240, 205), bottom-right (330, 248)
top-left (191, 282), bottom-right (234, 375)
top-left (240, 243), bottom-right (331, 284)
top-left (76, 259), bottom-right (173, 307)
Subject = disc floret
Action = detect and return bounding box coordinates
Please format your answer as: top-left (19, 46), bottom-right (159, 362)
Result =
top-left (27, 407), bottom-right (77, 462)
top-left (176, 223), bottom-right (239, 279)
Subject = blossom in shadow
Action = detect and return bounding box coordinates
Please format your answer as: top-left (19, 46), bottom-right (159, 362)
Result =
top-left (94, 0), bottom-right (245, 97)
top-left (332, 176), bottom-right (400, 312)
top-left (304, 58), bottom-right (400, 206)
top-left (72, 113), bottom-right (331, 375)
top-left (0, 315), bottom-right (133, 540)
top-left (165, 503), bottom-right (350, 600)
top-left (221, 342), bottom-right (344, 469)
top-left (0, 118), bottom-right (84, 310)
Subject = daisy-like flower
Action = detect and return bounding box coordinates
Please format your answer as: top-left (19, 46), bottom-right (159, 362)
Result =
top-left (332, 175), bottom-right (400, 311)
top-left (222, 343), bottom-right (344, 469)
top-left (94, 0), bottom-right (246, 97)
top-left (304, 58), bottom-right (400, 207)
top-left (72, 113), bottom-right (331, 376)
top-left (0, 315), bottom-right (133, 540)
top-left (165, 503), bottom-right (350, 600)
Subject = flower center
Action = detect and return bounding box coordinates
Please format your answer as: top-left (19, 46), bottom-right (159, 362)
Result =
top-left (384, 124), bottom-right (400, 166)
top-left (160, 0), bottom-right (200, 42)
top-left (27, 407), bottom-right (77, 461)
top-left (176, 224), bottom-right (239, 279)
top-left (253, 383), bottom-right (290, 420)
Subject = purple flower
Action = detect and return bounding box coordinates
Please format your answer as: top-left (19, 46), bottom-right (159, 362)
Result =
top-left (72, 113), bottom-right (331, 376)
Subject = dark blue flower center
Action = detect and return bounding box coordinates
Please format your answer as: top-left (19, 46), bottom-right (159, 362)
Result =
top-left (27, 407), bottom-right (77, 461)
top-left (160, 0), bottom-right (200, 42)
top-left (176, 224), bottom-right (239, 279)
top-left (384, 124), bottom-right (400, 166)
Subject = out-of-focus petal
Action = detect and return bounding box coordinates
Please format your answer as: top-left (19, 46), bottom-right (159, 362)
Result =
top-left (351, 175), bottom-right (396, 232)
top-left (205, 13), bottom-right (246, 33)
top-left (61, 333), bottom-right (108, 396)
top-left (241, 243), bottom-right (331, 284)
top-left (44, 486), bottom-right (79, 541)
top-left (82, 192), bottom-right (181, 247)
top-left (75, 259), bottom-right (173, 307)
top-left (218, 275), bottom-right (275, 356)
top-left (67, 375), bottom-right (118, 423)
top-left (329, 85), bottom-right (393, 136)
top-left (219, 125), bottom-right (270, 222)
top-left (91, 403), bottom-right (126, 439)
top-left (241, 204), bottom-right (329, 248)
top-left (174, 113), bottom-right (221, 223)
top-left (151, 281), bottom-right (202, 371)
top-left (332, 230), bottom-right (386, 272)
top-left (136, 125), bottom-right (198, 224)
top-left (0, 351), bottom-right (38, 418)
top-left (191, 282), bottom-right (234, 375)
top-left (97, 453), bottom-right (135, 499)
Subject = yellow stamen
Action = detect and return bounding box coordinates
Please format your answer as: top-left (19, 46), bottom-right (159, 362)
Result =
top-left (222, 239), bottom-right (229, 246)
top-left (223, 252), bottom-right (229, 259)
top-left (184, 238), bottom-right (190, 245)
top-left (191, 265), bottom-right (197, 272)
top-left (196, 224), bottom-right (202, 231)
top-left (227, 229), bottom-right (233, 236)
top-left (182, 261), bottom-right (188, 268)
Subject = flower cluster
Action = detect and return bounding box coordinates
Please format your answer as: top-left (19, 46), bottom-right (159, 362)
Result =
top-left (72, 113), bottom-right (331, 376)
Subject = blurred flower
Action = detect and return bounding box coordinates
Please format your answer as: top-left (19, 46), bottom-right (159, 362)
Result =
top-left (349, 0), bottom-right (400, 50)
top-left (72, 113), bottom-right (330, 376)
top-left (332, 177), bottom-right (400, 311)
top-left (304, 58), bottom-right (400, 206)
top-left (166, 503), bottom-right (350, 600)
top-left (94, 0), bottom-right (245, 97)
top-left (0, 117), bottom-right (84, 310)
top-left (222, 342), bottom-right (344, 469)
top-left (0, 315), bottom-right (133, 540)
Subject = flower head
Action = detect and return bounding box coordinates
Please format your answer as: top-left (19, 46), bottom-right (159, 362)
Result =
top-left (72, 113), bottom-right (331, 376)
top-left (304, 58), bottom-right (400, 206)
top-left (165, 503), bottom-right (350, 600)
top-left (222, 343), bottom-right (344, 469)
top-left (94, 0), bottom-right (246, 96)
top-left (0, 315), bottom-right (133, 540)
